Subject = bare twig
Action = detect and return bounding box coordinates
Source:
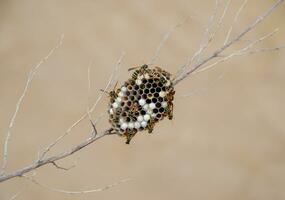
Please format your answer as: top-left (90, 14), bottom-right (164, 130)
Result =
top-left (0, 128), bottom-right (114, 182)
top-left (39, 52), bottom-right (125, 160)
top-left (23, 174), bottom-right (130, 195)
top-left (0, 0), bottom-right (283, 185)
top-left (148, 18), bottom-right (188, 65)
top-left (1, 34), bottom-right (64, 174)
top-left (224, 0), bottom-right (249, 45)
top-left (173, 0), bottom-right (284, 86)
top-left (195, 28), bottom-right (280, 74)
top-left (51, 161), bottom-right (75, 171)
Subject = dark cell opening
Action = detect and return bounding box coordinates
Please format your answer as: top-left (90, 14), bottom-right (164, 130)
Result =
top-left (155, 102), bottom-right (161, 108)
top-left (152, 98), bottom-right (158, 103)
top-left (129, 80), bottom-right (135, 85)
top-left (126, 117), bottom-right (131, 122)
top-left (134, 85), bottom-right (139, 90)
top-left (150, 88), bottom-right (156, 93)
top-left (146, 99), bottom-right (151, 104)
top-left (120, 102), bottom-right (125, 107)
top-left (144, 89), bottom-right (149, 94)
top-left (156, 113), bottom-right (162, 119)
top-left (149, 79), bottom-right (154, 84)
top-left (124, 106), bottom-right (130, 111)
top-left (127, 101), bottom-right (132, 106)
top-left (162, 86), bottom-right (166, 91)
top-left (140, 84), bottom-right (145, 89)
top-left (142, 94), bottom-right (147, 99)
top-left (129, 96), bottom-right (135, 101)
top-left (152, 83), bottom-right (157, 88)
top-left (153, 108), bottom-right (158, 113)
top-left (154, 92), bottom-right (159, 98)
top-left (158, 82), bottom-right (163, 87)
top-left (158, 97), bottom-right (163, 102)
top-left (138, 89), bottom-right (143, 95)
top-left (147, 93), bottom-right (153, 99)
top-left (140, 110), bottom-right (146, 115)
top-left (132, 90), bottom-right (137, 95)
top-left (142, 78), bottom-right (147, 84)
top-left (156, 87), bottom-right (161, 93)
top-left (146, 83), bottom-right (152, 88)
top-left (126, 91), bottom-right (130, 96)
top-left (127, 85), bottom-right (133, 90)
top-left (159, 107), bottom-right (165, 113)
top-left (122, 112), bottom-right (127, 117)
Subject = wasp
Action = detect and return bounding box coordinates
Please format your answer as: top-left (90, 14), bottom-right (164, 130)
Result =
top-left (125, 129), bottom-right (138, 144)
top-left (128, 64), bottom-right (149, 80)
top-left (100, 81), bottom-right (119, 100)
top-left (146, 119), bottom-right (156, 133)
top-left (165, 89), bottom-right (175, 120)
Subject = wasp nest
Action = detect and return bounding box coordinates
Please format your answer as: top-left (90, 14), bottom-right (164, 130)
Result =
top-left (108, 64), bottom-right (175, 144)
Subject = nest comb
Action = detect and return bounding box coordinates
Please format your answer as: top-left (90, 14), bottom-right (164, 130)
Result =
top-left (108, 64), bottom-right (175, 144)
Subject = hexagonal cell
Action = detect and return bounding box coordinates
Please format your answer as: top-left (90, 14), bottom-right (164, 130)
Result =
top-left (146, 83), bottom-right (152, 88)
top-left (150, 88), bottom-right (156, 93)
top-left (139, 84), bottom-right (145, 89)
top-left (158, 107), bottom-right (165, 113)
top-left (146, 99), bottom-right (151, 104)
top-left (144, 89), bottom-right (150, 94)
top-left (152, 98), bottom-right (158, 103)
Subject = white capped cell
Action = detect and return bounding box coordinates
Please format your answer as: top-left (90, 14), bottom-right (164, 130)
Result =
top-left (147, 109), bottom-right (153, 114)
top-left (134, 122), bottom-right (141, 129)
top-left (128, 122), bottom-right (134, 129)
top-left (162, 101), bottom-right (168, 108)
top-left (143, 114), bottom-right (150, 121)
top-left (139, 99), bottom-right (146, 106)
top-left (165, 80), bottom-right (171, 87)
top-left (119, 118), bottom-right (124, 124)
top-left (144, 73), bottom-right (150, 79)
top-left (116, 97), bottom-right (122, 103)
top-left (112, 102), bottom-right (119, 108)
top-left (118, 92), bottom-right (124, 97)
top-left (141, 121), bottom-right (147, 128)
top-left (151, 113), bottom-right (156, 118)
top-left (109, 108), bottom-right (114, 115)
top-left (135, 79), bottom-right (142, 85)
top-left (159, 91), bottom-right (166, 97)
top-left (149, 103), bottom-right (156, 110)
top-left (120, 123), bottom-right (128, 130)
top-left (121, 86), bottom-right (127, 92)
top-left (137, 115), bottom-right (144, 122)
top-left (143, 104), bottom-right (149, 110)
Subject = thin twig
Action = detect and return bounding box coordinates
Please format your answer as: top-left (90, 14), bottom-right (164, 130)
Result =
top-left (224, 0), bottom-right (248, 45)
top-left (148, 18), bottom-right (188, 65)
top-left (194, 28), bottom-right (280, 74)
top-left (1, 34), bottom-right (64, 174)
top-left (173, 0), bottom-right (284, 86)
top-left (23, 174), bottom-right (131, 195)
top-left (51, 161), bottom-right (75, 171)
top-left (0, 128), bottom-right (114, 182)
top-left (39, 52), bottom-right (125, 160)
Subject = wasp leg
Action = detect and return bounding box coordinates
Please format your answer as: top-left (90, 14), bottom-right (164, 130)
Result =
top-left (125, 130), bottom-right (137, 144)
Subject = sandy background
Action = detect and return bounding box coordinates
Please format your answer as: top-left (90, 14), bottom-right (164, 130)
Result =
top-left (0, 0), bottom-right (285, 199)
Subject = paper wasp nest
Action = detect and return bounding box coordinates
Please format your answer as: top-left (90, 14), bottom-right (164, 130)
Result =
top-left (108, 64), bottom-right (175, 144)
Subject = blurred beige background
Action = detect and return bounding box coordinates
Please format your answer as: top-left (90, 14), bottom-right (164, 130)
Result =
top-left (1, 0), bottom-right (285, 199)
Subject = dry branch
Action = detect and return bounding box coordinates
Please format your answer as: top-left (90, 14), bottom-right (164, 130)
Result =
top-left (0, 0), bottom-right (284, 187)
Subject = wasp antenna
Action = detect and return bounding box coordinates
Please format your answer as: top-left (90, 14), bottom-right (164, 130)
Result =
top-left (100, 89), bottom-right (109, 94)
top-left (128, 66), bottom-right (138, 71)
